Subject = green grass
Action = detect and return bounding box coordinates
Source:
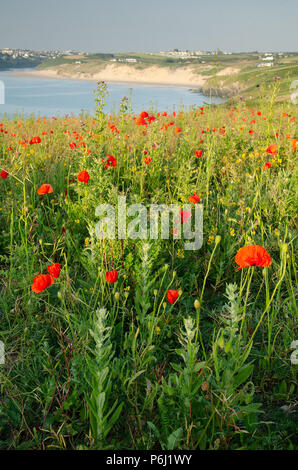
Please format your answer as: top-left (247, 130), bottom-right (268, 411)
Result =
top-left (0, 83), bottom-right (297, 450)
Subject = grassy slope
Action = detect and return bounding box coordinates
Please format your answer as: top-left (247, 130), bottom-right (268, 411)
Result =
top-left (37, 52), bottom-right (298, 101)
top-left (0, 88), bottom-right (297, 450)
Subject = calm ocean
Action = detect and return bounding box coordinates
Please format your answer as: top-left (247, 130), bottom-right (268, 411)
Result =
top-left (0, 69), bottom-right (223, 118)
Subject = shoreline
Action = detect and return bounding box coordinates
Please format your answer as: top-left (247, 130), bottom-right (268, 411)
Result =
top-left (10, 65), bottom-right (207, 90)
top-left (9, 67), bottom-right (239, 99)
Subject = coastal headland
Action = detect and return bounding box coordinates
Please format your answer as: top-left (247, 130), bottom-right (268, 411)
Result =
top-left (13, 51), bottom-right (298, 100)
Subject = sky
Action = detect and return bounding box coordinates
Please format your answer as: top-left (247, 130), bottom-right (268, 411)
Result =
top-left (0, 0), bottom-right (297, 53)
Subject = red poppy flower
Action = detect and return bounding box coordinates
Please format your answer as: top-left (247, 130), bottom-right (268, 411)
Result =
top-left (144, 156), bottom-right (152, 164)
top-left (235, 245), bottom-right (271, 270)
top-left (0, 170), bottom-right (8, 179)
top-left (174, 127), bottom-right (182, 134)
top-left (167, 290), bottom-right (179, 304)
top-left (178, 210), bottom-right (192, 224)
top-left (139, 111), bottom-right (149, 119)
top-left (31, 274), bottom-right (54, 293)
top-left (188, 194), bottom-right (200, 203)
top-left (105, 155), bottom-right (117, 168)
top-left (264, 162), bottom-right (272, 169)
top-left (77, 170), bottom-right (90, 183)
top-left (291, 139), bottom-right (297, 151)
top-left (47, 263), bottom-right (61, 279)
top-left (136, 117), bottom-right (147, 126)
top-left (37, 184), bottom-right (53, 195)
top-left (105, 269), bottom-right (118, 283)
top-left (266, 144), bottom-right (278, 156)
top-left (29, 136), bottom-right (41, 144)
top-left (195, 150), bottom-right (203, 158)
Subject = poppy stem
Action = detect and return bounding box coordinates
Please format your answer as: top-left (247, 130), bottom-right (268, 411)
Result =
top-left (241, 253), bottom-right (287, 365)
top-left (194, 238), bottom-right (220, 353)
top-left (239, 266), bottom-right (254, 337)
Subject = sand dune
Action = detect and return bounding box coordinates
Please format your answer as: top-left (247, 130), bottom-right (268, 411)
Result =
top-left (17, 64), bottom-right (207, 87)
top-left (216, 67), bottom-right (240, 76)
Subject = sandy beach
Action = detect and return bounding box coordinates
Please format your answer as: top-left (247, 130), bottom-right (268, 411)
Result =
top-left (14, 64), bottom-right (209, 88)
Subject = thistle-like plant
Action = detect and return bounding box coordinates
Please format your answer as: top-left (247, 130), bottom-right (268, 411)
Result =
top-left (85, 308), bottom-right (123, 448)
top-left (94, 81), bottom-right (108, 133)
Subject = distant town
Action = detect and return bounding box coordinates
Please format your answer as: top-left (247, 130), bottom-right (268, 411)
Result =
top-left (0, 47), bottom-right (296, 76)
top-left (0, 48), bottom-right (79, 71)
top-left (153, 50), bottom-right (289, 67)
top-left (0, 47), bottom-right (79, 60)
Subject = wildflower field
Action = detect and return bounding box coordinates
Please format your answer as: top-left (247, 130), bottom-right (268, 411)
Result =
top-left (0, 83), bottom-right (297, 450)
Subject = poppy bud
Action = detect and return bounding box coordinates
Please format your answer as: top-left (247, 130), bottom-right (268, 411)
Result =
top-left (225, 342), bottom-right (232, 353)
top-left (218, 335), bottom-right (225, 348)
top-left (202, 381), bottom-right (209, 392)
top-left (114, 292), bottom-right (120, 301)
top-left (154, 290), bottom-right (158, 296)
top-left (194, 299), bottom-right (200, 310)
top-left (215, 235), bottom-right (221, 245)
top-left (281, 243), bottom-right (288, 254)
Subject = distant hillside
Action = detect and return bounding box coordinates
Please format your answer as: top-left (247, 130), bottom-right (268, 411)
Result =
top-left (0, 55), bottom-right (43, 71)
top-left (29, 51), bottom-right (298, 102)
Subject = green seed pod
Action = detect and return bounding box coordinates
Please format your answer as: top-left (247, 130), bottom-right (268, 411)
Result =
top-left (281, 243), bottom-right (288, 254)
top-left (218, 335), bottom-right (225, 348)
top-left (215, 235), bottom-right (221, 245)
